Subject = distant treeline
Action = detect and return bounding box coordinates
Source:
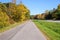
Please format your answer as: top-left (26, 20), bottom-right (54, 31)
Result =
top-left (0, 2), bottom-right (30, 28)
top-left (31, 4), bottom-right (60, 20)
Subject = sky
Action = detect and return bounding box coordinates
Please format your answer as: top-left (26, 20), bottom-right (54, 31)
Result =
top-left (0, 0), bottom-right (60, 15)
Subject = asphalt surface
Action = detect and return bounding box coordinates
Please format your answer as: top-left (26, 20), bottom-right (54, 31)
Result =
top-left (46, 20), bottom-right (60, 23)
top-left (0, 20), bottom-right (47, 40)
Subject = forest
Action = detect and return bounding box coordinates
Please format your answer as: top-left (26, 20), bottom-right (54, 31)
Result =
top-left (31, 4), bottom-right (60, 20)
top-left (0, 2), bottom-right (30, 30)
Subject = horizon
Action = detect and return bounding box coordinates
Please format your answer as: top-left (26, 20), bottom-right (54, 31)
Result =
top-left (0, 0), bottom-right (60, 15)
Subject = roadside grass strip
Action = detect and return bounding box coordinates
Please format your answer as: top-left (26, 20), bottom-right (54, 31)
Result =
top-left (0, 21), bottom-right (25, 33)
top-left (33, 20), bottom-right (60, 40)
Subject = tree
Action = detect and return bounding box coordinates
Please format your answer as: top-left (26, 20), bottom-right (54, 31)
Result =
top-left (0, 11), bottom-right (10, 28)
top-left (56, 4), bottom-right (60, 19)
top-left (17, 3), bottom-right (30, 21)
top-left (0, 3), bottom-right (7, 12)
top-left (0, 2), bottom-right (30, 29)
top-left (57, 4), bottom-right (60, 10)
top-left (0, 3), bottom-right (10, 28)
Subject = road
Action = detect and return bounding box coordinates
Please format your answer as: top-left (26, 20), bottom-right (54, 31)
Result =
top-left (46, 20), bottom-right (60, 23)
top-left (0, 20), bottom-right (47, 40)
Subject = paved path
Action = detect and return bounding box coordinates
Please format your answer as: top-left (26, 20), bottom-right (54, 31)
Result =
top-left (46, 20), bottom-right (60, 23)
top-left (0, 20), bottom-right (47, 40)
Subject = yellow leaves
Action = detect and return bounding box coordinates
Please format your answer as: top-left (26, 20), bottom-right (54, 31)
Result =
top-left (0, 11), bottom-right (10, 27)
top-left (35, 14), bottom-right (45, 20)
top-left (0, 2), bottom-right (30, 28)
top-left (0, 12), bottom-right (9, 21)
top-left (16, 4), bottom-right (30, 21)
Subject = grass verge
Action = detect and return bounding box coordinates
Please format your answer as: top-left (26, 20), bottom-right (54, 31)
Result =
top-left (0, 21), bottom-right (24, 33)
top-left (33, 20), bottom-right (60, 40)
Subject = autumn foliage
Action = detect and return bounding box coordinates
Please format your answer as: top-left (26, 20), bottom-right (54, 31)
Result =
top-left (31, 4), bottom-right (60, 20)
top-left (0, 2), bottom-right (30, 28)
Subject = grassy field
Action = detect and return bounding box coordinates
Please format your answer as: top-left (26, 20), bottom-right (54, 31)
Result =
top-left (33, 20), bottom-right (60, 40)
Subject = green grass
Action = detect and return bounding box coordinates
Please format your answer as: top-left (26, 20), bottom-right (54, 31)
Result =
top-left (33, 20), bottom-right (60, 40)
top-left (0, 21), bottom-right (24, 33)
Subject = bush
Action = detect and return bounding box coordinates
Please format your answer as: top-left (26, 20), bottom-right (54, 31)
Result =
top-left (0, 12), bottom-right (10, 28)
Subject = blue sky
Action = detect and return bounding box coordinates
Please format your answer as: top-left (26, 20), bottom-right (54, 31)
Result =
top-left (0, 0), bottom-right (60, 15)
